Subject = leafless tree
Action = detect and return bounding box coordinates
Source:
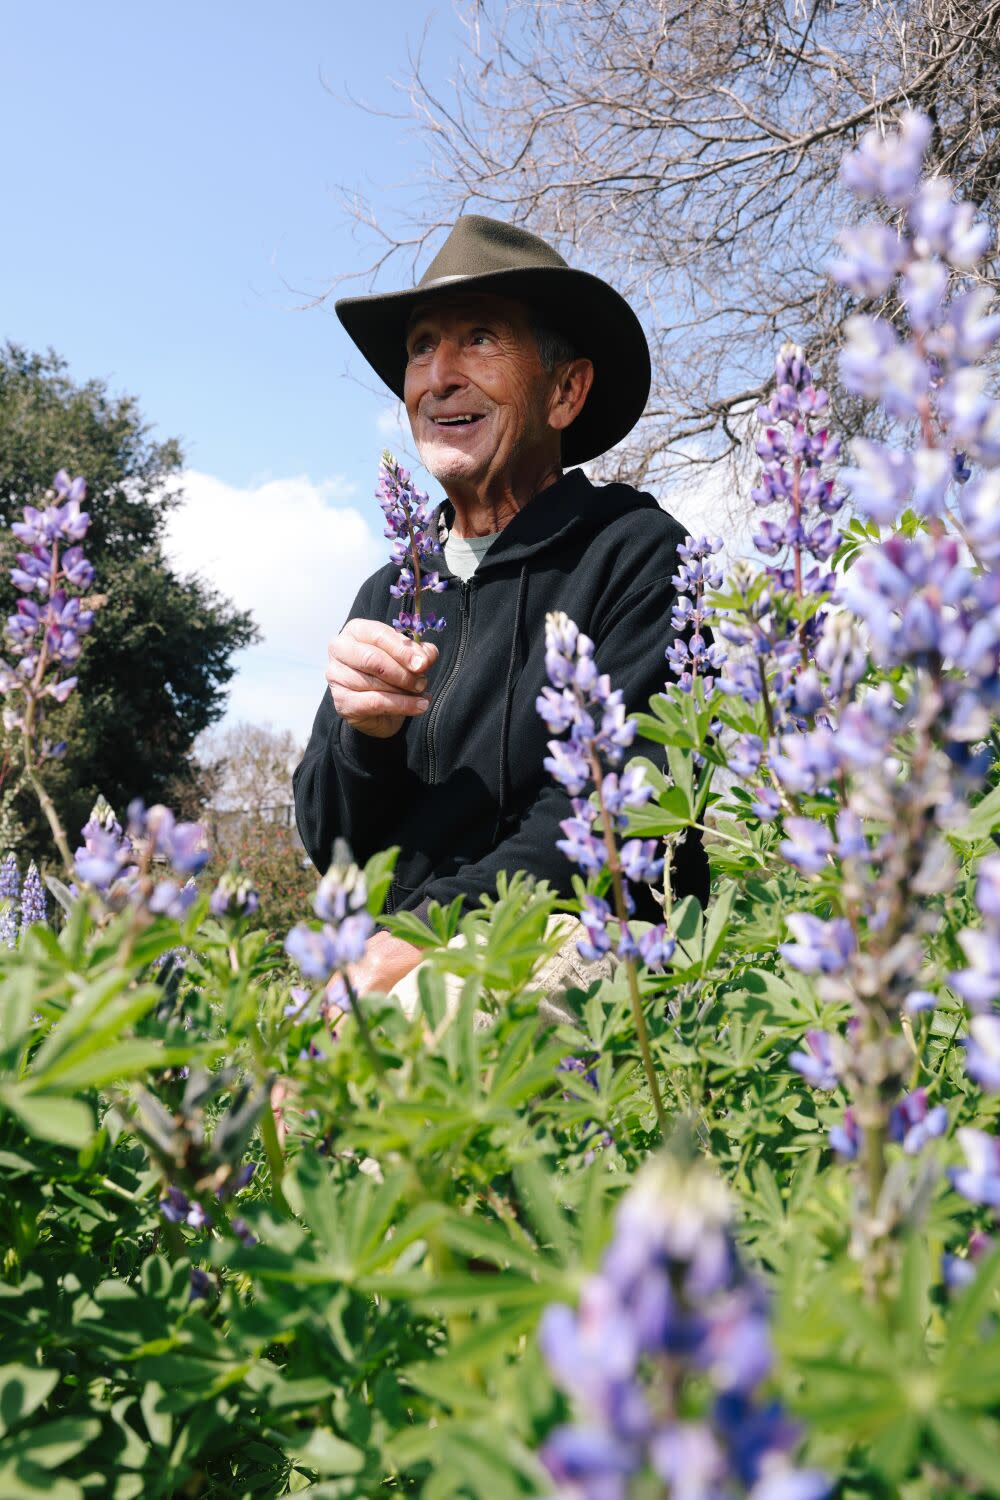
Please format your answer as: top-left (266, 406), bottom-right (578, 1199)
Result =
top-left (340, 0), bottom-right (1000, 517)
top-left (195, 722), bottom-right (303, 851)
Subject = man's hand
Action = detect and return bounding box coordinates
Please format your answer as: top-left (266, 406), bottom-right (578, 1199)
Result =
top-left (349, 929), bottom-right (424, 997)
top-left (326, 619), bottom-right (439, 740)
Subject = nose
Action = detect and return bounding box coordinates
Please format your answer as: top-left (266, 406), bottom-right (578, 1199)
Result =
top-left (425, 336), bottom-right (466, 399)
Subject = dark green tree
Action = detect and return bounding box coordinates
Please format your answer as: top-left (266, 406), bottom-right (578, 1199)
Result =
top-left (0, 343), bottom-right (259, 859)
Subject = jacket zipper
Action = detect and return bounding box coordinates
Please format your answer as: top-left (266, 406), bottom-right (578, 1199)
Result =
top-left (425, 578), bottom-right (474, 784)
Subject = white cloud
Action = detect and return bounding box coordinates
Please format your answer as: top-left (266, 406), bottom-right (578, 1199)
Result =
top-left (375, 402), bottom-right (407, 439)
top-left (163, 471), bottom-right (384, 742)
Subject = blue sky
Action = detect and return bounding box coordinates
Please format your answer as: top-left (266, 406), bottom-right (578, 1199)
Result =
top-left (1, 2), bottom-right (467, 741)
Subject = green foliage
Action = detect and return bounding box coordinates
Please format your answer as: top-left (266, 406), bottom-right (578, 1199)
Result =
top-left (0, 344), bottom-right (258, 859)
top-left (1, 792), bottom-right (998, 1497)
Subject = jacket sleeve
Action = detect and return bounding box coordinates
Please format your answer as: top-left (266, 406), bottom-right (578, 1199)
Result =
top-left (401, 572), bottom-right (709, 923)
top-left (292, 574), bottom-right (421, 874)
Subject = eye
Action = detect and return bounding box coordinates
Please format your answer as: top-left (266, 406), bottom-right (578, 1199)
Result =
top-left (407, 331), bottom-right (434, 358)
top-left (469, 328), bottom-right (495, 347)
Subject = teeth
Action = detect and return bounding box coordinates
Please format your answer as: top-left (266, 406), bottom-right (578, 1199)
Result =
top-left (437, 415), bottom-right (479, 425)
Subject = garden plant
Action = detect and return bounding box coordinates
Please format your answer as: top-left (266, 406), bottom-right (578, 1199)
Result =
top-left (1, 114), bottom-right (1000, 1499)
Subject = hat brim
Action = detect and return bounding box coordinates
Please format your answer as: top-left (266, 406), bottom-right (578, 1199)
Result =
top-left (335, 266), bottom-right (650, 467)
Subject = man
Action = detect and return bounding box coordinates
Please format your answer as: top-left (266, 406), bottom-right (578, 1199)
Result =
top-left (294, 215), bottom-right (709, 997)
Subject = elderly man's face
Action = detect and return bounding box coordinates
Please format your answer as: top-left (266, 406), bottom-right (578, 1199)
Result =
top-left (403, 293), bottom-right (562, 495)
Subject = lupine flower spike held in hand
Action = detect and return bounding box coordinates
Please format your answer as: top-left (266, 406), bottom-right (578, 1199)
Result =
top-left (537, 610), bottom-right (674, 1133)
top-left (377, 450), bottom-right (448, 639)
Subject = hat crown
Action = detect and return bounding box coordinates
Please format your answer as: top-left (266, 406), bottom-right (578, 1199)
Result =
top-left (418, 215), bottom-right (569, 289)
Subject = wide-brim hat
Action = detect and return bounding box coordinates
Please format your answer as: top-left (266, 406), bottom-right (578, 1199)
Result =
top-left (335, 214), bottom-right (651, 466)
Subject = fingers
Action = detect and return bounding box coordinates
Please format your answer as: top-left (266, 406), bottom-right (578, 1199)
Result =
top-left (346, 618), bottom-right (439, 675)
top-left (326, 666), bottom-right (430, 722)
top-left (333, 619), bottom-right (439, 694)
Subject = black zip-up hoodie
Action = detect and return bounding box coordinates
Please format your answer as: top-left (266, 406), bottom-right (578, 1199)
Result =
top-left (293, 467), bottom-right (709, 922)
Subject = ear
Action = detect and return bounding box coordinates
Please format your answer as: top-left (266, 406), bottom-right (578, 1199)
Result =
top-left (547, 358), bottom-right (595, 433)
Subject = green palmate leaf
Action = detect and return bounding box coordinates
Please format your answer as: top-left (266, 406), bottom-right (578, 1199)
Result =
top-left (0, 1365), bottom-right (60, 1438)
top-left (28, 1039), bottom-right (216, 1094)
top-left (948, 781), bottom-right (1000, 846)
top-left (0, 1465), bottom-right (83, 1500)
top-left (283, 1428), bottom-right (365, 1476)
top-left (358, 1269), bottom-right (554, 1314)
top-left (942, 1241), bottom-right (1000, 1360)
top-left (436, 1211), bottom-right (560, 1278)
top-left (511, 1159), bottom-right (573, 1262)
top-left (0, 1087), bottom-right (94, 1146)
top-left (701, 881), bottom-right (738, 971)
top-left (928, 1409), bottom-right (1000, 1494)
top-left (28, 977), bottom-right (163, 1082)
top-left (0, 1415), bottom-right (101, 1470)
top-left (867, 1410), bottom-right (922, 1482)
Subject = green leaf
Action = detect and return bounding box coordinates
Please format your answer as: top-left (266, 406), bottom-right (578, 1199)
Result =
top-left (949, 783), bottom-right (1000, 846)
top-left (0, 1365), bottom-right (60, 1438)
top-left (0, 1415), bottom-right (101, 1468)
top-left (437, 1212), bottom-right (556, 1277)
top-left (0, 1088), bottom-right (94, 1146)
top-left (511, 1159), bottom-right (573, 1262)
top-left (928, 1409), bottom-right (1000, 1493)
top-left (139, 1382), bottom-right (172, 1448)
top-left (284, 1428), bottom-right (365, 1476)
top-left (0, 1463), bottom-right (82, 1500)
top-left (363, 846), bottom-right (399, 917)
top-left (701, 882), bottom-right (737, 971)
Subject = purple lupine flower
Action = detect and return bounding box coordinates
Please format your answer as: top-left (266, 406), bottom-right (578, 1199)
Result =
top-left (780, 915), bottom-right (854, 976)
top-left (942, 1229), bottom-right (993, 1292)
top-left (1, 475), bottom-right (98, 744)
top-left (74, 799), bottom-right (134, 890)
top-left (209, 869), bottom-right (260, 920)
top-left (829, 1108), bottom-right (861, 1160)
top-left (20, 861), bottom-right (47, 933)
top-left (829, 224), bottom-right (907, 296)
top-left (839, 110), bottom-right (931, 206)
top-left (537, 611), bottom-right (665, 969)
top-left (188, 1267), bottom-right (215, 1302)
top-left (666, 535), bottom-right (726, 692)
top-left (377, 451), bottom-right (447, 640)
top-left (285, 859), bottom-right (374, 987)
top-left (0, 852), bottom-right (20, 950)
top-left (537, 1155), bottom-right (828, 1499)
top-left (128, 801), bottom-right (209, 876)
top-left (951, 927), bottom-right (1000, 1012)
top-left (778, 818), bottom-right (833, 876)
top-left (949, 1127), bottom-right (1000, 1208)
top-left (788, 1030), bottom-right (839, 1091)
top-left (904, 990), bottom-right (937, 1015)
top-left (964, 1015), bottom-right (1000, 1092)
top-left (159, 1185), bottom-right (211, 1229)
top-left (888, 1089), bottom-right (948, 1155)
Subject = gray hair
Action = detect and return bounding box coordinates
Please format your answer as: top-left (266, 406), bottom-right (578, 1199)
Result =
top-left (531, 318), bottom-right (577, 372)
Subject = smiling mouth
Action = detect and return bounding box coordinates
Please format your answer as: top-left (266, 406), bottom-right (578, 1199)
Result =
top-left (431, 414), bottom-right (485, 429)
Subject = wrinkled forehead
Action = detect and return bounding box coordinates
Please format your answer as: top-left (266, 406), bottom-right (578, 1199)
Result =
top-left (405, 289), bottom-right (532, 335)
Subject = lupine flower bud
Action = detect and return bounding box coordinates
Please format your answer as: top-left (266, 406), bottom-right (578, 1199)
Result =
top-left (285, 859), bottom-right (374, 988)
top-left (209, 869), bottom-right (260, 920)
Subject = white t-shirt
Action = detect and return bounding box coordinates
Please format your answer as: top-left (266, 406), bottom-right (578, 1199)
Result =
top-left (443, 530), bottom-right (500, 581)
